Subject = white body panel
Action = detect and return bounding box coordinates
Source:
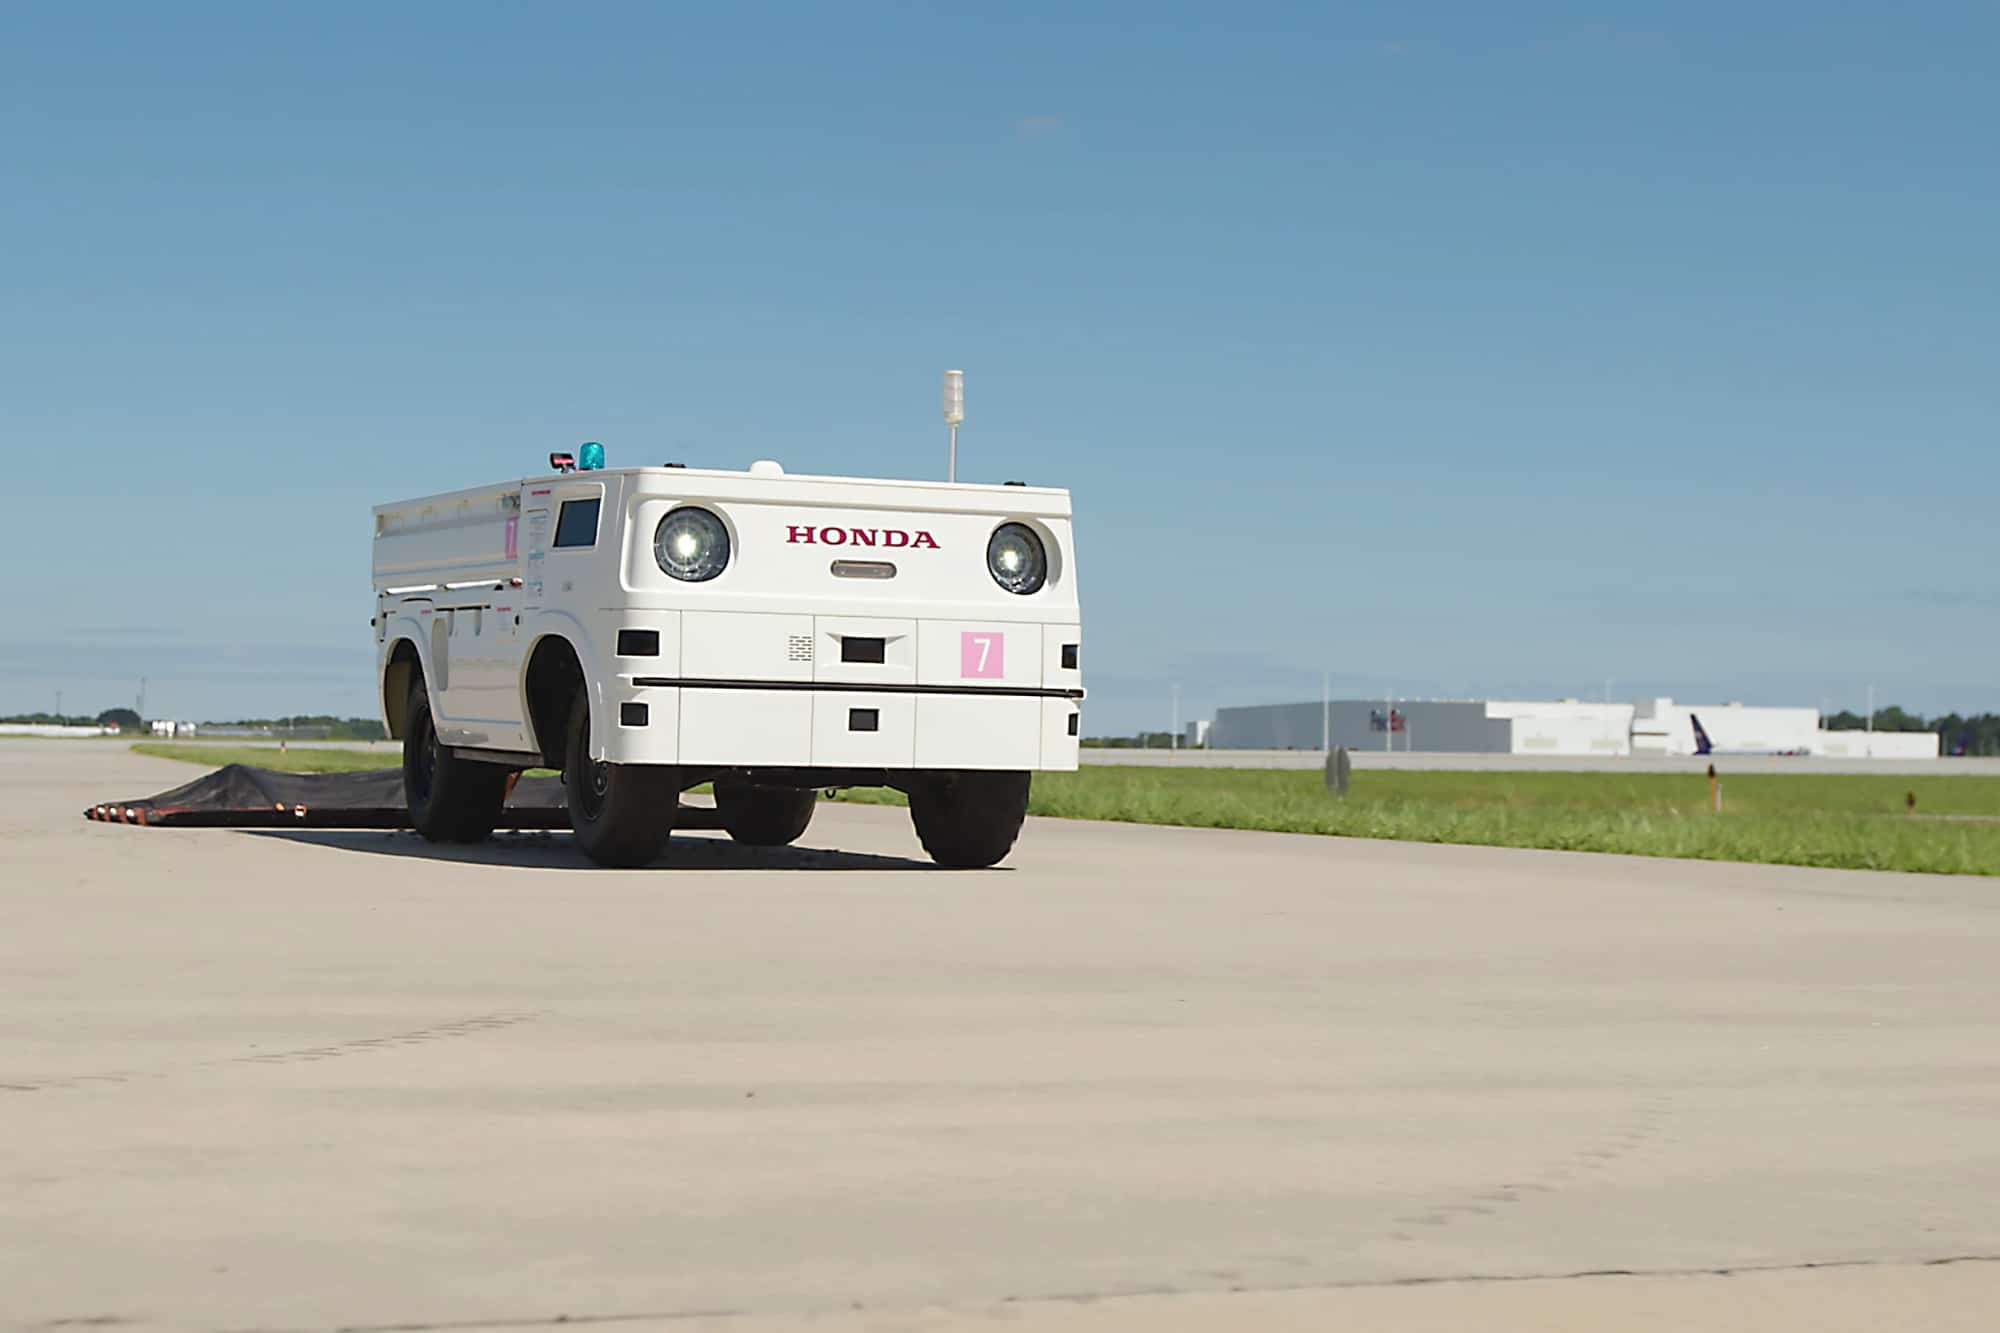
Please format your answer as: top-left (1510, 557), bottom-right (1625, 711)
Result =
top-left (373, 465), bottom-right (1083, 771)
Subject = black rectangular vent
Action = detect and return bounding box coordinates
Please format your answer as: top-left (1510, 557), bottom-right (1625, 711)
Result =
top-left (848, 707), bottom-right (880, 733)
top-left (617, 629), bottom-right (660, 657)
top-left (1067, 713), bottom-right (1080, 736)
top-left (840, 636), bottom-right (887, 664)
top-left (620, 702), bottom-right (649, 727)
top-left (1061, 643), bottom-right (1078, 670)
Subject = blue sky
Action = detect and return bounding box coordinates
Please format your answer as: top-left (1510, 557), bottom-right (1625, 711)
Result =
top-left (3, 2), bottom-right (1994, 732)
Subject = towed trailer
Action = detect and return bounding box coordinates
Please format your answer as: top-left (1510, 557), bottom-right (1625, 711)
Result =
top-left (372, 452), bottom-right (1083, 867)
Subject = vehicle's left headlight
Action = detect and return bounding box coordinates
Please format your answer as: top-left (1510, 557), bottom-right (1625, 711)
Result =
top-left (654, 507), bottom-right (730, 582)
top-left (987, 522), bottom-right (1047, 595)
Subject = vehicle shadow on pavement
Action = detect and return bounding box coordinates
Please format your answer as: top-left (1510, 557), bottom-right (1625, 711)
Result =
top-left (240, 828), bottom-right (945, 871)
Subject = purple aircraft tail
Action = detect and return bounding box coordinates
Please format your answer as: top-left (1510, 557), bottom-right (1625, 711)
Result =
top-left (1691, 714), bottom-right (1714, 755)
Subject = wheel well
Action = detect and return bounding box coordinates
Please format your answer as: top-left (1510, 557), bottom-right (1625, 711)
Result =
top-left (524, 636), bottom-right (585, 764)
top-left (383, 640), bottom-right (422, 738)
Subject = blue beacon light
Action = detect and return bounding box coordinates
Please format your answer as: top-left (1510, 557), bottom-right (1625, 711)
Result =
top-left (578, 441), bottom-right (606, 471)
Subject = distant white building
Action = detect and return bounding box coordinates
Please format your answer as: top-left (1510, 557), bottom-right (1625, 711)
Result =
top-left (1810, 728), bottom-right (1940, 760)
top-left (1631, 698), bottom-right (1817, 756)
top-left (1631, 698), bottom-right (1940, 758)
top-left (1209, 698), bottom-right (1633, 755)
top-left (1207, 695), bottom-right (1939, 759)
top-left (1183, 719), bottom-right (1211, 748)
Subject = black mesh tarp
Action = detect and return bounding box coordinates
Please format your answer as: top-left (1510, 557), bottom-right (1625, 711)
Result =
top-left (84, 764), bottom-right (574, 829)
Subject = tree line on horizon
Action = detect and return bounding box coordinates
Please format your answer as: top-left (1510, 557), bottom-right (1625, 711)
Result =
top-left (1, 711), bottom-right (388, 739)
top-left (1823, 708), bottom-right (2000, 756)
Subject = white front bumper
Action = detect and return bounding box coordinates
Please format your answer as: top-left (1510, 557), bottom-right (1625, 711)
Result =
top-left (588, 610), bottom-right (1082, 771)
top-left (600, 685), bottom-right (1080, 770)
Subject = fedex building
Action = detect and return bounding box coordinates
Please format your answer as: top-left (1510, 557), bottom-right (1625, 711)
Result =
top-left (1206, 697), bottom-right (1938, 759)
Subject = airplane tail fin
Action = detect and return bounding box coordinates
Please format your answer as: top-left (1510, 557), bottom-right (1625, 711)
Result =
top-left (1691, 714), bottom-right (1713, 755)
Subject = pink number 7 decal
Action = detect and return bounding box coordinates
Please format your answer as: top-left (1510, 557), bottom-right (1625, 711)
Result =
top-left (960, 631), bottom-right (1004, 679)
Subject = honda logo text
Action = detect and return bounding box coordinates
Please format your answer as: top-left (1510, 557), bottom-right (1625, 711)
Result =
top-left (787, 525), bottom-right (939, 549)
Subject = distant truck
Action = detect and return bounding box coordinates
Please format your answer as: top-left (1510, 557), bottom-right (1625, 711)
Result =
top-left (371, 454), bottom-right (1083, 868)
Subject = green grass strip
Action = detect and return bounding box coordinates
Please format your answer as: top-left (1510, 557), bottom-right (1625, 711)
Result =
top-left (835, 767), bottom-right (2000, 876)
top-left (131, 742), bottom-right (567, 777)
top-left (132, 742), bottom-right (400, 774)
top-left (132, 743), bottom-right (2000, 875)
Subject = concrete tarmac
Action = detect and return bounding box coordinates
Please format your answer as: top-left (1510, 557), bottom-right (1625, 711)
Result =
top-left (4, 740), bottom-right (1998, 1331)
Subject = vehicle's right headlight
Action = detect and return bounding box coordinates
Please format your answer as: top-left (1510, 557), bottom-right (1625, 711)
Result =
top-left (654, 507), bottom-right (731, 582)
top-left (987, 522), bottom-right (1047, 595)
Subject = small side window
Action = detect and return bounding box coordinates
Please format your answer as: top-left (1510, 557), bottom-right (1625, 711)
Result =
top-left (553, 498), bottom-right (601, 549)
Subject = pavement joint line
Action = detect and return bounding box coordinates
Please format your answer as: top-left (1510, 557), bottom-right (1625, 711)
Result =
top-left (0, 1010), bottom-right (541, 1094)
top-left (194, 1255), bottom-right (2000, 1333)
top-left (211, 1312), bottom-right (745, 1333)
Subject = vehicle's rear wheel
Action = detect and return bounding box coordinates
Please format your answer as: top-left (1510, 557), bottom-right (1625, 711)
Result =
top-left (714, 779), bottom-right (817, 847)
top-left (564, 684), bottom-right (676, 867)
top-left (403, 677), bottom-right (509, 843)
top-left (906, 771), bottom-right (1031, 868)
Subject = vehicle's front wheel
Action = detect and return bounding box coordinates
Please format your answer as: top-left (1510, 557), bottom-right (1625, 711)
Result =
top-left (564, 685), bottom-right (677, 867)
top-left (906, 771), bottom-right (1031, 868)
top-left (403, 677), bottom-right (510, 843)
top-left (714, 779), bottom-right (817, 847)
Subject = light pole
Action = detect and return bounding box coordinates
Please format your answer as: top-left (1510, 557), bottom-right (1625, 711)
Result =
top-left (942, 369), bottom-right (964, 482)
top-left (1171, 684), bottom-right (1180, 752)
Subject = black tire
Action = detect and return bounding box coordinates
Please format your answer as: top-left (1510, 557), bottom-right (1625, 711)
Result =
top-left (714, 779), bottom-right (818, 847)
top-left (563, 684), bottom-right (676, 867)
top-left (906, 771), bottom-right (1031, 868)
top-left (403, 677), bottom-right (509, 843)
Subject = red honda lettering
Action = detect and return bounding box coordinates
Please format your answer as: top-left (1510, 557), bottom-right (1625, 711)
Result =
top-left (787, 525), bottom-right (816, 544)
top-left (911, 531), bottom-right (939, 550)
top-left (882, 530), bottom-right (910, 548)
top-left (821, 526), bottom-right (848, 545)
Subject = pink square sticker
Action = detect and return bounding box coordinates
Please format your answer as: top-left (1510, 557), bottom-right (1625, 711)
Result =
top-left (960, 631), bottom-right (1004, 679)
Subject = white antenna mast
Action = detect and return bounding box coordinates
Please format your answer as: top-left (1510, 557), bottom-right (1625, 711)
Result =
top-left (942, 369), bottom-right (965, 482)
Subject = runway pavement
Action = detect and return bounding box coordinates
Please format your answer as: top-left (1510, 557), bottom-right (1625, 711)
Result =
top-left (4, 739), bottom-right (1998, 1331)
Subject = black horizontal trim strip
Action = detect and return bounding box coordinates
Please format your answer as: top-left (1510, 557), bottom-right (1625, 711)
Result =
top-left (631, 676), bottom-right (1084, 701)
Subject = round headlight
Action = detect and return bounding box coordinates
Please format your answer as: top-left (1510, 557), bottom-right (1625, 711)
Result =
top-left (654, 507), bottom-right (730, 582)
top-left (986, 522), bottom-right (1047, 595)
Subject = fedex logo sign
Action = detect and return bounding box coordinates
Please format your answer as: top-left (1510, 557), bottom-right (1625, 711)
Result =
top-left (787, 524), bottom-right (939, 549)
